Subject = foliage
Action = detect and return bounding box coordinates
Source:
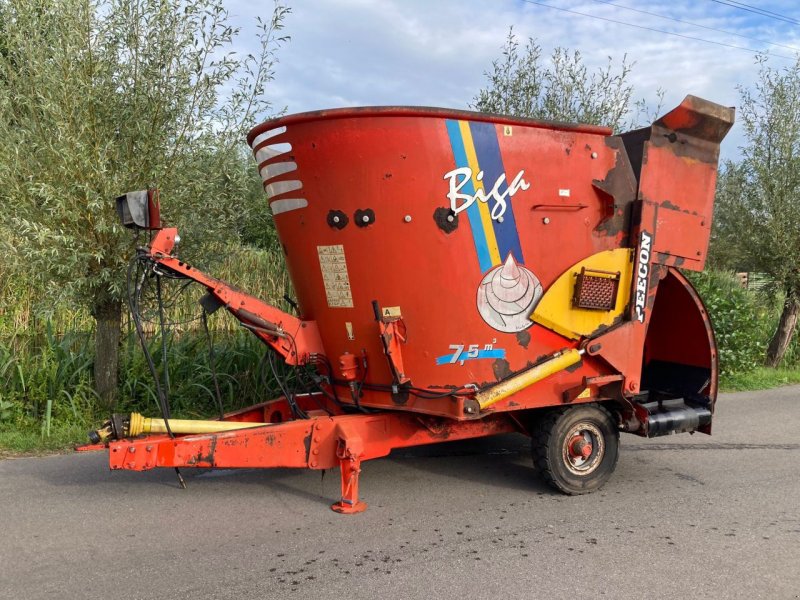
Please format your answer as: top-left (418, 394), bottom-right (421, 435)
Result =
top-left (0, 0), bottom-right (289, 403)
top-left (0, 325), bottom-right (98, 435)
top-left (471, 28), bottom-right (662, 131)
top-left (0, 0), bottom-right (288, 309)
top-left (118, 327), bottom-right (280, 417)
top-left (0, 423), bottom-right (94, 456)
top-left (709, 164), bottom-right (749, 271)
top-left (710, 56), bottom-right (800, 366)
top-left (0, 241), bottom-right (290, 445)
top-left (0, 326), bottom-right (283, 448)
top-left (0, 238), bottom-right (291, 339)
top-left (689, 270), bottom-right (774, 377)
top-left (0, 399), bottom-right (14, 422)
top-left (713, 57), bottom-right (800, 291)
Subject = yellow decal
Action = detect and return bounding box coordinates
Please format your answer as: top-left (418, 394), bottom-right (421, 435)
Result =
top-left (532, 248), bottom-right (633, 340)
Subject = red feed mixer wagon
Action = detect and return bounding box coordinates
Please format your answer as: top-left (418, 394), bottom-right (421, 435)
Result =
top-left (88, 95), bottom-right (734, 513)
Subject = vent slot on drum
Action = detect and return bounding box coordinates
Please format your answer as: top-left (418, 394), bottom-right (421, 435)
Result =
top-left (572, 267), bottom-right (620, 311)
top-left (266, 180), bottom-right (302, 197)
top-left (255, 142), bottom-right (292, 166)
top-left (260, 161), bottom-right (297, 181)
top-left (251, 126), bottom-right (286, 149)
top-left (250, 126), bottom-right (307, 215)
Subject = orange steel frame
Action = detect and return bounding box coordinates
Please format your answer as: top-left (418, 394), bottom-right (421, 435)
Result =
top-left (94, 209), bottom-right (716, 512)
top-left (102, 394), bottom-right (518, 513)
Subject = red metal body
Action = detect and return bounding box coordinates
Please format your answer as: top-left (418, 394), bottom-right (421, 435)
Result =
top-left (244, 96), bottom-right (731, 419)
top-left (248, 107), bottom-right (620, 416)
top-left (96, 96), bottom-right (734, 512)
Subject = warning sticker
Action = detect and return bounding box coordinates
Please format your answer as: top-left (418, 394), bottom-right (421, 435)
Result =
top-left (317, 245), bottom-right (353, 308)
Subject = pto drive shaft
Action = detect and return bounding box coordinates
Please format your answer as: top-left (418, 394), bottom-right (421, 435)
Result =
top-left (88, 412), bottom-right (268, 443)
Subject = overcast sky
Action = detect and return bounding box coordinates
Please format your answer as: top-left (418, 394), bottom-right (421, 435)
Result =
top-left (228, 0), bottom-right (800, 160)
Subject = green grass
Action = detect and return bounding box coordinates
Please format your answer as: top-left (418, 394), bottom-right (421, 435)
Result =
top-left (719, 366), bottom-right (800, 393)
top-left (0, 326), bottom-right (279, 457)
top-left (0, 422), bottom-right (90, 457)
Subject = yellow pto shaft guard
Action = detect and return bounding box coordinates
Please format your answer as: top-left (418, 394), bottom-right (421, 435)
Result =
top-left (126, 412), bottom-right (267, 436)
top-left (88, 412), bottom-right (269, 443)
top-left (476, 348), bottom-right (585, 410)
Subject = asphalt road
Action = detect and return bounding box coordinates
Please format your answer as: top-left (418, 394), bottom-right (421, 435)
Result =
top-left (2, 386), bottom-right (799, 600)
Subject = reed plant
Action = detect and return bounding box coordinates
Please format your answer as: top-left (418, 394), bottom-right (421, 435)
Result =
top-left (0, 323), bottom-right (98, 442)
top-left (0, 241), bottom-right (292, 450)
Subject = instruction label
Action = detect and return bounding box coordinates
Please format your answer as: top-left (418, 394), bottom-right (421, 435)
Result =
top-left (317, 244), bottom-right (353, 308)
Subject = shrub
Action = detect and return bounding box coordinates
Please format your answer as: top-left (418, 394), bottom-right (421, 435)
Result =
top-left (688, 270), bottom-right (772, 377)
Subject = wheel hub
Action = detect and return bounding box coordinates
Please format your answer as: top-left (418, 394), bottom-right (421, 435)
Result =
top-left (562, 422), bottom-right (605, 476)
top-left (569, 435), bottom-right (593, 459)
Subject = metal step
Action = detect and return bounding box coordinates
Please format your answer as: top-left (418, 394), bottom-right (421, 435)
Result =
top-left (638, 398), bottom-right (712, 437)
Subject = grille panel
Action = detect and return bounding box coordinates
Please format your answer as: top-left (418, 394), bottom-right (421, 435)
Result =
top-left (573, 268), bottom-right (620, 311)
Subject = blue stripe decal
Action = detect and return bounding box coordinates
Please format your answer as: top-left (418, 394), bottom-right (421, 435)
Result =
top-left (435, 348), bottom-right (507, 366)
top-left (445, 120), bottom-right (493, 272)
top-left (468, 122), bottom-right (525, 264)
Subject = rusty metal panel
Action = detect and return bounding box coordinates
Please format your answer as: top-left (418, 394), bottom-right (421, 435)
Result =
top-left (653, 206), bottom-right (709, 265)
top-left (623, 96), bottom-right (733, 273)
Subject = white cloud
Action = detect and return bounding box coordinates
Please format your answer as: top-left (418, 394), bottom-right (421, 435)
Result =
top-left (228, 0), bottom-right (800, 160)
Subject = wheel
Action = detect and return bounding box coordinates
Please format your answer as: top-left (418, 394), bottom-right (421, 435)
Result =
top-left (531, 404), bottom-right (619, 495)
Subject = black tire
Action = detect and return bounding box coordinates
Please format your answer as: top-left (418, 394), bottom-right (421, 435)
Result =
top-left (531, 404), bottom-right (619, 495)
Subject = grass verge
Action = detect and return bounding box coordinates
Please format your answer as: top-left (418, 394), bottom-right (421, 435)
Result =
top-left (0, 423), bottom-right (89, 458)
top-left (719, 366), bottom-right (800, 393)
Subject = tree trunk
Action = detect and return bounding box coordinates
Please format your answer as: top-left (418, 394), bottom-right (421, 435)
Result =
top-left (766, 293), bottom-right (800, 367)
top-left (94, 299), bottom-right (122, 409)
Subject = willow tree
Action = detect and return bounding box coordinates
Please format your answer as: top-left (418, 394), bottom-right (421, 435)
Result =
top-left (472, 28), bottom-right (661, 131)
top-left (0, 0), bottom-right (289, 406)
top-left (713, 57), bottom-right (800, 367)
